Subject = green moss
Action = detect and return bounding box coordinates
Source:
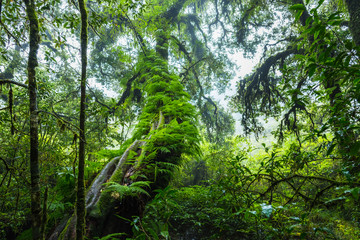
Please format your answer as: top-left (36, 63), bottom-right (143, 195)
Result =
top-left (98, 168), bottom-right (126, 214)
top-left (58, 217), bottom-right (73, 240)
top-left (98, 189), bottom-right (118, 215)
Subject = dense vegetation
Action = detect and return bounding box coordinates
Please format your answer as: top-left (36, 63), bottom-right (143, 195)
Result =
top-left (1, 0), bottom-right (360, 239)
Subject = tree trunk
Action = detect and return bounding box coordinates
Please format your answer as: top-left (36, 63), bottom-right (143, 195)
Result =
top-left (49, 1), bottom-right (197, 239)
top-left (40, 187), bottom-right (48, 240)
top-left (76, 0), bottom-right (88, 239)
top-left (345, 0), bottom-right (360, 46)
top-left (49, 73), bottom-right (199, 239)
top-left (23, 0), bottom-right (41, 239)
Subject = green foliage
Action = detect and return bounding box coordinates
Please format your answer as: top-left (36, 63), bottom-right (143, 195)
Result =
top-left (103, 181), bottom-right (151, 199)
top-left (130, 187), bottom-right (177, 240)
top-left (16, 228), bottom-right (32, 240)
top-left (288, 1), bottom-right (360, 171)
top-left (126, 53), bottom-right (200, 185)
top-left (168, 186), bottom-right (254, 239)
top-left (133, 133), bottom-right (359, 239)
top-left (95, 149), bottom-right (125, 160)
top-left (2, 0), bottom-right (360, 239)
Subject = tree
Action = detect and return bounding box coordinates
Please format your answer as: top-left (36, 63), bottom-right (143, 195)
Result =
top-left (5, 0), bottom-right (360, 239)
top-left (227, 0), bottom-right (360, 213)
top-left (22, 0), bottom-right (42, 239)
top-left (48, 0), bottom-right (204, 238)
top-left (231, 0), bottom-right (359, 156)
top-left (76, 0), bottom-right (88, 239)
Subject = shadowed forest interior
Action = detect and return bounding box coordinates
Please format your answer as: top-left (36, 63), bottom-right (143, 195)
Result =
top-left (1, 0), bottom-right (360, 239)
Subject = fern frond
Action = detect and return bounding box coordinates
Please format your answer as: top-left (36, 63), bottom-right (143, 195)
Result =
top-left (103, 181), bottom-right (151, 199)
top-left (130, 181), bottom-right (151, 189)
top-left (156, 161), bottom-right (179, 169)
top-left (128, 186), bottom-right (150, 197)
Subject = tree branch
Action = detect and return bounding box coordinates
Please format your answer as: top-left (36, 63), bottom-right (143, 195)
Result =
top-left (0, 80), bottom-right (28, 88)
top-left (109, 71), bottom-right (141, 115)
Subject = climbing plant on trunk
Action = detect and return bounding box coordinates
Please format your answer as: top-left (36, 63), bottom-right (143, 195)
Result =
top-left (48, 0), bottom-right (202, 238)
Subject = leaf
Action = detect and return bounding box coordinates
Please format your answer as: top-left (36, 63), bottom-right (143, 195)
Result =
top-left (260, 203), bottom-right (273, 218)
top-left (305, 16), bottom-right (313, 26)
top-left (160, 230), bottom-right (170, 239)
top-left (349, 141), bottom-right (360, 155)
top-left (314, 30), bottom-right (320, 40)
top-left (243, 166), bottom-right (252, 175)
top-left (295, 10), bottom-right (304, 22)
top-left (307, 63), bottom-right (317, 77)
top-left (314, 227), bottom-right (334, 236)
top-left (345, 41), bottom-right (354, 50)
top-left (324, 196), bottom-right (346, 204)
top-left (148, 228), bottom-right (160, 240)
top-left (351, 188), bottom-right (360, 201)
top-left (316, 0), bottom-right (325, 9)
top-left (130, 181), bottom-right (151, 189)
top-left (344, 188), bottom-right (360, 201)
top-left (289, 4), bottom-right (306, 11)
top-left (289, 216), bottom-right (301, 222)
top-left (114, 215), bottom-right (132, 223)
top-left (326, 142), bottom-right (336, 156)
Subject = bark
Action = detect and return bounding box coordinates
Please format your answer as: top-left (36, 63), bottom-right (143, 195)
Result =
top-left (23, 0), bottom-right (41, 239)
top-left (345, 0), bottom-right (360, 46)
top-left (40, 188), bottom-right (48, 240)
top-left (76, 0), bottom-right (88, 239)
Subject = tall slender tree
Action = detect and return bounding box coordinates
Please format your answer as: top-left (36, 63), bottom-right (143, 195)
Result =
top-left (76, 0), bottom-right (88, 239)
top-left (23, 0), bottom-right (41, 239)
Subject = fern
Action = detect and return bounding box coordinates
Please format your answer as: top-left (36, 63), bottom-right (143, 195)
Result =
top-left (103, 181), bottom-right (151, 199)
top-left (130, 181), bottom-right (151, 189)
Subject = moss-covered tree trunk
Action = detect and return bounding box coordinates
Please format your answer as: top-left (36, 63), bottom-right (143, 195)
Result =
top-left (23, 0), bottom-right (41, 239)
top-left (49, 57), bottom-right (199, 239)
top-left (76, 0), bottom-right (88, 239)
top-left (48, 1), bottom-right (196, 239)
